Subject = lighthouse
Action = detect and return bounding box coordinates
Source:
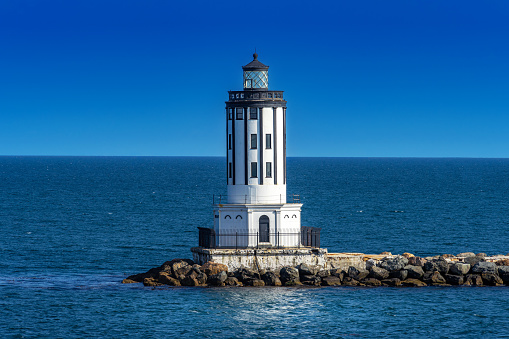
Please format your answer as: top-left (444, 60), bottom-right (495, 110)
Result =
top-left (211, 53), bottom-right (305, 248)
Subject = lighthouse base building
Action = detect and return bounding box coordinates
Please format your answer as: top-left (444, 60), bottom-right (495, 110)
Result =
top-left (191, 54), bottom-right (323, 270)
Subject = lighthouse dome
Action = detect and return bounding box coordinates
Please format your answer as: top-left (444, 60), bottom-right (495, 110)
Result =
top-left (242, 54), bottom-right (269, 90)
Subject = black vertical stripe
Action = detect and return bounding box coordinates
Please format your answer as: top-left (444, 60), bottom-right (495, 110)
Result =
top-left (232, 108), bottom-right (236, 185)
top-left (283, 107), bottom-right (286, 185)
top-left (226, 109), bottom-right (228, 184)
top-left (259, 107), bottom-right (263, 185)
top-left (244, 107), bottom-right (248, 185)
top-left (273, 107), bottom-right (277, 185)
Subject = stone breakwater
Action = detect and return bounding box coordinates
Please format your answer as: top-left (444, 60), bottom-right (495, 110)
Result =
top-left (123, 252), bottom-right (509, 287)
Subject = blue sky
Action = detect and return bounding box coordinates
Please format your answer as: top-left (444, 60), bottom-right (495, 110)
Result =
top-left (1, 0), bottom-right (508, 157)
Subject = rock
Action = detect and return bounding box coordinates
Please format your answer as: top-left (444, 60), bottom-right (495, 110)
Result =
top-left (464, 274), bottom-right (483, 286)
top-left (224, 277), bottom-right (242, 286)
top-left (362, 278), bottom-right (382, 287)
top-left (341, 277), bottom-right (359, 286)
top-left (441, 254), bottom-right (455, 258)
top-left (408, 256), bottom-right (427, 267)
top-left (321, 276), bottom-right (341, 286)
top-left (160, 258), bottom-right (194, 276)
top-left (476, 253), bottom-right (487, 258)
top-left (424, 258), bottom-right (449, 275)
top-left (379, 256), bottom-right (408, 272)
top-left (297, 263), bottom-right (319, 276)
top-left (158, 272), bottom-right (182, 286)
top-left (481, 273), bottom-right (503, 286)
top-left (496, 266), bottom-right (509, 281)
top-left (121, 279), bottom-right (137, 284)
top-left (348, 266), bottom-right (369, 280)
top-left (390, 270), bottom-right (408, 281)
top-left (196, 273), bottom-right (207, 285)
top-left (246, 279), bottom-right (265, 287)
top-left (208, 271), bottom-right (228, 286)
top-left (464, 256), bottom-right (483, 267)
top-left (330, 269), bottom-right (345, 281)
top-left (261, 272), bottom-right (282, 286)
top-left (143, 277), bottom-right (162, 287)
top-left (445, 274), bottom-right (464, 285)
top-left (404, 265), bottom-right (424, 279)
top-left (365, 259), bottom-right (377, 270)
top-left (402, 252), bottom-right (415, 258)
top-left (457, 252), bottom-right (476, 257)
top-left (496, 259), bottom-right (509, 266)
top-left (126, 267), bottom-right (160, 282)
top-left (401, 279), bottom-right (427, 287)
top-left (369, 266), bottom-right (390, 280)
top-left (471, 262), bottom-right (496, 274)
top-left (380, 252), bottom-right (392, 255)
top-left (201, 262), bottom-right (228, 276)
top-left (284, 279), bottom-right (303, 286)
top-left (181, 276), bottom-right (200, 286)
top-left (449, 262), bottom-right (471, 276)
top-left (280, 267), bottom-right (300, 284)
top-left (423, 271), bottom-right (446, 285)
top-left (301, 275), bottom-right (321, 286)
top-left (381, 278), bottom-right (401, 287)
top-left (317, 270), bottom-right (331, 278)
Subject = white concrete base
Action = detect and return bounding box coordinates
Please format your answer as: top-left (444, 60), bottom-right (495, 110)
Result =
top-left (191, 247), bottom-right (328, 272)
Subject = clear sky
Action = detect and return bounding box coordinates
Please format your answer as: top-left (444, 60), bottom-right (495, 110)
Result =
top-left (1, 0), bottom-right (508, 157)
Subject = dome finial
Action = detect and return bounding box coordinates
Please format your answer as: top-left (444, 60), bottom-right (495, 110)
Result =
top-left (253, 48), bottom-right (258, 60)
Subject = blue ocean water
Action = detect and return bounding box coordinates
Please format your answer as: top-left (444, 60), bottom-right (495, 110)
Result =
top-left (1, 156), bottom-right (508, 338)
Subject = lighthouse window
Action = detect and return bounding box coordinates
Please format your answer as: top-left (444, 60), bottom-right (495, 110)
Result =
top-left (251, 162), bottom-right (258, 178)
top-left (250, 134), bottom-right (257, 149)
top-left (266, 162), bottom-right (272, 178)
top-left (228, 108), bottom-right (232, 120)
top-left (249, 108), bottom-right (257, 120)
top-left (266, 134), bottom-right (272, 149)
top-left (228, 163), bottom-right (232, 178)
top-left (236, 108), bottom-right (243, 120)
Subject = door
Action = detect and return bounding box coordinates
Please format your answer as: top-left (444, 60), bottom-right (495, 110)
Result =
top-left (259, 215), bottom-right (269, 242)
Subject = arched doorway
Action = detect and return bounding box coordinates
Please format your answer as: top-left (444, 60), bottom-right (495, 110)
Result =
top-left (259, 215), bottom-right (270, 242)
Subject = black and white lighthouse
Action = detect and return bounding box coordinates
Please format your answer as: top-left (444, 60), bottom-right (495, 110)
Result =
top-left (212, 53), bottom-right (304, 248)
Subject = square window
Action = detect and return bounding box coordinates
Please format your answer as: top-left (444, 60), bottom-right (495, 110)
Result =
top-left (266, 134), bottom-right (271, 149)
top-left (251, 162), bottom-right (257, 178)
top-left (228, 134), bottom-right (232, 150)
top-left (236, 107), bottom-right (243, 120)
top-left (249, 107), bottom-right (257, 120)
top-left (229, 163), bottom-right (232, 178)
top-left (266, 162), bottom-right (272, 178)
top-left (251, 134), bottom-right (257, 149)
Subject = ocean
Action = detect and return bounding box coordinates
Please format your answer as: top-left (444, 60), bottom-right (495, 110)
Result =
top-left (1, 156), bottom-right (508, 337)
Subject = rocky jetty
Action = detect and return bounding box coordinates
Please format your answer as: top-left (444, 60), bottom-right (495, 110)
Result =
top-left (123, 253), bottom-right (509, 288)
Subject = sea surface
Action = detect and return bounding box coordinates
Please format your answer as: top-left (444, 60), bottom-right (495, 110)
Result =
top-left (1, 156), bottom-right (508, 338)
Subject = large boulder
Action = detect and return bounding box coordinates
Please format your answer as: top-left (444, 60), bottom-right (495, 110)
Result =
top-left (261, 272), bottom-right (282, 286)
top-left (423, 271), bottom-right (446, 285)
top-left (424, 258), bottom-right (449, 275)
top-left (457, 252), bottom-right (476, 258)
top-left (369, 266), bottom-right (389, 280)
top-left (201, 262), bottom-right (228, 276)
top-left (449, 262), bottom-right (471, 276)
top-left (379, 256), bottom-right (409, 272)
top-left (481, 273), bottom-right (503, 286)
top-left (405, 265), bottom-right (424, 279)
top-left (471, 262), bottom-right (497, 274)
top-left (330, 269), bottom-right (345, 281)
top-left (381, 278), bottom-right (401, 287)
top-left (495, 259), bottom-right (509, 266)
top-left (317, 270), bottom-right (331, 278)
top-left (497, 266), bottom-right (509, 284)
top-left (158, 272), bottom-right (182, 286)
top-left (341, 277), bottom-right (359, 286)
top-left (235, 268), bottom-right (259, 283)
top-left (301, 275), bottom-right (321, 286)
top-left (208, 271), bottom-right (228, 286)
top-left (122, 278), bottom-right (138, 284)
top-left (143, 277), bottom-right (163, 287)
top-left (280, 267), bottom-right (300, 284)
top-left (401, 279), bottom-right (427, 287)
top-left (297, 263), bottom-right (319, 276)
top-left (445, 274), bottom-right (464, 285)
top-left (408, 256), bottom-right (427, 267)
top-left (224, 277), bottom-right (242, 286)
top-left (464, 274), bottom-right (483, 286)
top-left (321, 276), bottom-right (341, 286)
top-left (348, 266), bottom-right (369, 281)
top-left (390, 269), bottom-right (408, 281)
top-left (160, 259), bottom-right (194, 276)
top-left (464, 256), bottom-right (483, 267)
top-left (126, 267), bottom-right (160, 282)
top-left (245, 279), bottom-right (265, 287)
top-left (362, 278), bottom-right (382, 287)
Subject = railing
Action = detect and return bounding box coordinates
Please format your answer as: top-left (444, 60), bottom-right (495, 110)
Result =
top-left (197, 226), bottom-right (321, 249)
top-left (212, 194), bottom-right (301, 205)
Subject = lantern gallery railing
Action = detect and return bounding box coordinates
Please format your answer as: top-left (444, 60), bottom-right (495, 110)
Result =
top-left (198, 226), bottom-right (321, 249)
top-left (228, 91), bottom-right (284, 101)
top-left (212, 194), bottom-right (301, 205)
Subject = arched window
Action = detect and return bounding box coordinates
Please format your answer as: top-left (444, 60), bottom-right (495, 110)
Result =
top-left (259, 215), bottom-right (269, 242)
top-left (236, 215), bottom-right (243, 220)
top-left (292, 214), bottom-right (297, 218)
top-left (284, 215), bottom-right (289, 219)
top-left (224, 215), bottom-right (231, 219)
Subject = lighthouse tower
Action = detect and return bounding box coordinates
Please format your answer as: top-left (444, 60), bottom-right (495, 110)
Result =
top-left (212, 53), bottom-right (302, 248)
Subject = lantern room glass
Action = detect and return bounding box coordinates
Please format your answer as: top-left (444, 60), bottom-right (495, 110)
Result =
top-left (244, 70), bottom-right (268, 89)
